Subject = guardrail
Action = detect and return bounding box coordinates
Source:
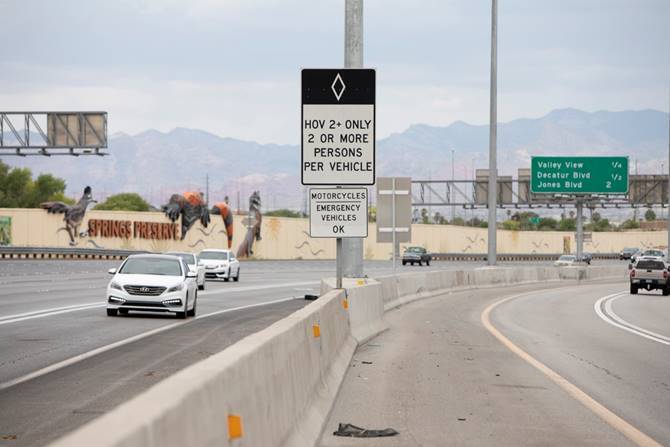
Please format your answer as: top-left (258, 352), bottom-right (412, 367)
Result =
top-left (0, 247), bottom-right (621, 262)
top-left (430, 252), bottom-right (620, 261)
top-left (0, 246), bottom-right (146, 260)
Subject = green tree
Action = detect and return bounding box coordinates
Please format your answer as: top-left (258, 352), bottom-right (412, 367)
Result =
top-left (264, 208), bottom-right (303, 218)
top-left (502, 220), bottom-right (520, 231)
top-left (0, 160), bottom-right (69, 208)
top-left (94, 193), bottom-right (150, 212)
top-left (451, 217), bottom-right (466, 226)
top-left (420, 208), bottom-right (429, 224)
top-left (620, 219), bottom-right (640, 230)
top-left (645, 209), bottom-right (656, 221)
top-left (538, 217), bottom-right (558, 231)
top-left (558, 218), bottom-right (576, 231)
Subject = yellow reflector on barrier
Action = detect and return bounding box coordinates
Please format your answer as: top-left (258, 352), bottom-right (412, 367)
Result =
top-left (342, 298), bottom-right (349, 310)
top-left (228, 414), bottom-right (243, 440)
top-left (356, 279), bottom-right (365, 285)
top-left (313, 324), bottom-right (321, 338)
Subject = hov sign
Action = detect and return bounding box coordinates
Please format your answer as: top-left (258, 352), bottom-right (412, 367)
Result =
top-left (301, 69), bottom-right (375, 185)
top-left (309, 188), bottom-right (368, 238)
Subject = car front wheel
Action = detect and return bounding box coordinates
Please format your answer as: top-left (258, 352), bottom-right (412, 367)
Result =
top-left (234, 268), bottom-right (240, 282)
top-left (630, 284), bottom-right (638, 295)
top-left (176, 295), bottom-right (188, 319)
top-left (188, 292), bottom-right (197, 317)
top-left (198, 281), bottom-right (205, 291)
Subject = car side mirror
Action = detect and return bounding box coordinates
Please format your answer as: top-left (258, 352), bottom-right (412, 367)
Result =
top-left (186, 271), bottom-right (197, 278)
top-left (108, 268), bottom-right (117, 275)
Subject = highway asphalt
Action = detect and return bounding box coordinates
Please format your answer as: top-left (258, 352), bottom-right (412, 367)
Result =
top-left (321, 280), bottom-right (669, 447)
top-left (0, 258), bottom-right (626, 446)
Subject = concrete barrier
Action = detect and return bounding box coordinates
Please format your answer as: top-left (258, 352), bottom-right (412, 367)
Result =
top-left (51, 289), bottom-right (356, 447)
top-left (320, 278), bottom-right (387, 344)
top-left (51, 264), bottom-right (628, 447)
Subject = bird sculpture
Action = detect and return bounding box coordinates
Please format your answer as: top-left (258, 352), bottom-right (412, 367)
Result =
top-left (162, 191), bottom-right (210, 240)
top-left (237, 191), bottom-right (262, 258)
top-left (41, 186), bottom-right (97, 246)
top-left (210, 200), bottom-right (234, 249)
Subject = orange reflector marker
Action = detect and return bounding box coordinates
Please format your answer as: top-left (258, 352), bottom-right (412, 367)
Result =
top-left (342, 298), bottom-right (349, 310)
top-left (228, 414), bottom-right (243, 440)
top-left (356, 279), bottom-right (365, 285)
top-left (313, 323), bottom-right (321, 338)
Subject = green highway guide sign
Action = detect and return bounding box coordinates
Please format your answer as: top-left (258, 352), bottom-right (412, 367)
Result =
top-left (531, 156), bottom-right (628, 195)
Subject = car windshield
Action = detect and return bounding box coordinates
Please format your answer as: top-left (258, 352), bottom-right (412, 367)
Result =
top-left (406, 247), bottom-right (424, 253)
top-left (199, 251), bottom-right (229, 260)
top-left (119, 258), bottom-right (182, 276)
top-left (636, 260), bottom-right (665, 270)
top-left (167, 253), bottom-right (195, 264)
top-left (644, 250), bottom-right (663, 256)
top-left (559, 256), bottom-right (575, 261)
top-left (624, 248), bottom-right (637, 253)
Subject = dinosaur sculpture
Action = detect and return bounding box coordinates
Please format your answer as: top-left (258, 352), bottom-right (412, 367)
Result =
top-left (162, 191), bottom-right (210, 240)
top-left (237, 191), bottom-right (262, 258)
top-left (41, 186), bottom-right (97, 246)
top-left (211, 199), bottom-right (234, 249)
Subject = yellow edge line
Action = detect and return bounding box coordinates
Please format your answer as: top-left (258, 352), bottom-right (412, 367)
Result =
top-left (481, 292), bottom-right (665, 447)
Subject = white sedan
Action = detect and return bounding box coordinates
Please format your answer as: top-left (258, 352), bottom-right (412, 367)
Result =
top-left (166, 251), bottom-right (206, 290)
top-left (554, 255), bottom-right (576, 267)
top-left (199, 249), bottom-right (241, 282)
top-left (106, 254), bottom-right (198, 318)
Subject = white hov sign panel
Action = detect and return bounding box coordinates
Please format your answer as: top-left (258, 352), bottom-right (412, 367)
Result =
top-left (301, 69), bottom-right (376, 185)
top-left (309, 188), bottom-right (368, 238)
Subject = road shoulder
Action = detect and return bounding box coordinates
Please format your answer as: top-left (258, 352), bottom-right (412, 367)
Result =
top-left (319, 284), bottom-right (636, 447)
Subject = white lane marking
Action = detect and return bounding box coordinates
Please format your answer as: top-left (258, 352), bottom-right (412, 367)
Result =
top-left (484, 290), bottom-right (665, 447)
top-left (594, 293), bottom-right (670, 346)
top-left (199, 280), bottom-right (319, 296)
top-left (0, 296), bottom-right (299, 391)
top-left (0, 303), bottom-right (105, 326)
top-left (0, 281), bottom-right (319, 326)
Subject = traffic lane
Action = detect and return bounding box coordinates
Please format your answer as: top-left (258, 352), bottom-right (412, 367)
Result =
top-left (611, 291), bottom-right (670, 338)
top-left (492, 282), bottom-right (670, 446)
top-left (320, 282), bottom-right (636, 447)
top-left (0, 280), bottom-right (320, 387)
top-left (0, 298), bottom-right (307, 447)
top-left (0, 263), bottom-right (327, 318)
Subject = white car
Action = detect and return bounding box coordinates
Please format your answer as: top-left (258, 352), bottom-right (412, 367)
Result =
top-left (199, 249), bottom-right (240, 282)
top-left (554, 255), bottom-right (576, 267)
top-left (106, 254), bottom-right (198, 318)
top-left (166, 251), bottom-right (206, 290)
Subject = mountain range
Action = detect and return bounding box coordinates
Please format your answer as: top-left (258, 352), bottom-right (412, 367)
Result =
top-left (5, 108), bottom-right (668, 211)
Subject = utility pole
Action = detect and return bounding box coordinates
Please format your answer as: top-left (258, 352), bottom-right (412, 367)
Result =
top-left (205, 173), bottom-right (209, 205)
top-left (667, 83), bottom-right (670, 251)
top-left (451, 149), bottom-right (456, 221)
top-left (487, 0), bottom-right (498, 265)
top-left (342, 0), bottom-right (365, 278)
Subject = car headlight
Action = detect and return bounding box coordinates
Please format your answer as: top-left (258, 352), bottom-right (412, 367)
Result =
top-left (218, 263), bottom-right (228, 269)
top-left (110, 282), bottom-right (123, 291)
top-left (167, 283), bottom-right (184, 292)
top-left (162, 298), bottom-right (183, 306)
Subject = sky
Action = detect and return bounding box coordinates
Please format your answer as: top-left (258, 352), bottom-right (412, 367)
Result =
top-left (0, 0), bottom-right (668, 144)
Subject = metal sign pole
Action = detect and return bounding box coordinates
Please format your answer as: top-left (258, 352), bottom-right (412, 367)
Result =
top-left (336, 237), bottom-right (343, 289)
top-left (576, 199), bottom-right (584, 261)
top-left (343, 0), bottom-right (365, 278)
top-left (487, 0), bottom-right (498, 266)
top-left (392, 177), bottom-right (396, 274)
top-left (667, 83), bottom-right (670, 253)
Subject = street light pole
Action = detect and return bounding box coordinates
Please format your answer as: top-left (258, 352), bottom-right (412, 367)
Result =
top-left (487, 0), bottom-right (498, 265)
top-left (342, 0), bottom-right (365, 278)
top-left (451, 149), bottom-right (456, 221)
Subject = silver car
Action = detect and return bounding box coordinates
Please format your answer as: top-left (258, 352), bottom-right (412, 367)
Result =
top-left (166, 251), bottom-right (206, 290)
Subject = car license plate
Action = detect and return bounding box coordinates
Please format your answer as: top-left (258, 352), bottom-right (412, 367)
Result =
top-left (646, 280), bottom-right (652, 283)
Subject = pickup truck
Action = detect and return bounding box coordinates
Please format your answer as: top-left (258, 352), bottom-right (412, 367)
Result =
top-left (630, 257), bottom-right (670, 295)
top-left (402, 246), bottom-right (431, 266)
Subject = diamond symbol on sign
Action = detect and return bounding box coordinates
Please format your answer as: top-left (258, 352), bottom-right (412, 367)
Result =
top-left (331, 73), bottom-right (346, 101)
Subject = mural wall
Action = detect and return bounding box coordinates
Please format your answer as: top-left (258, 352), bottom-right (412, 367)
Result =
top-left (0, 207), bottom-right (667, 259)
